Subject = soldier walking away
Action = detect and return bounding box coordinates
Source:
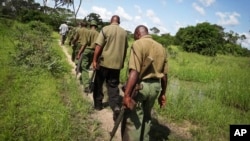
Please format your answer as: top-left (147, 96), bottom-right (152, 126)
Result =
top-left (68, 22), bottom-right (81, 62)
top-left (92, 15), bottom-right (128, 122)
top-left (77, 20), bottom-right (99, 93)
top-left (121, 25), bottom-right (168, 141)
top-left (72, 21), bottom-right (89, 72)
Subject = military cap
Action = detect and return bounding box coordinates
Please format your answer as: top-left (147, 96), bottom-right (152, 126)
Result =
top-left (90, 20), bottom-right (98, 26)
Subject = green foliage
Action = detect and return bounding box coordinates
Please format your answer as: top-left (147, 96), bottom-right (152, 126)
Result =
top-left (0, 67), bottom-right (100, 140)
top-left (11, 21), bottom-right (66, 77)
top-left (175, 22), bottom-right (250, 57)
top-left (150, 27), bottom-right (160, 34)
top-left (175, 22), bottom-right (223, 56)
top-left (0, 70), bottom-right (69, 140)
top-left (19, 10), bottom-right (47, 23)
top-left (207, 57), bottom-right (250, 111)
top-left (1, 1), bottom-right (249, 57)
top-left (155, 48), bottom-right (250, 140)
top-left (152, 33), bottom-right (174, 47)
top-left (167, 46), bottom-right (178, 59)
top-left (0, 0), bottom-right (74, 31)
top-left (0, 20), bottom-right (103, 140)
top-left (83, 12), bottom-right (104, 30)
top-left (120, 40), bottom-right (133, 83)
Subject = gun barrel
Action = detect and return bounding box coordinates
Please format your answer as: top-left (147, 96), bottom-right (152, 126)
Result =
top-left (109, 106), bottom-right (125, 141)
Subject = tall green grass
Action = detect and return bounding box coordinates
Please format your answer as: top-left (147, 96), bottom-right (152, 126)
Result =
top-left (0, 19), bottom-right (103, 140)
top-left (156, 46), bottom-right (250, 140)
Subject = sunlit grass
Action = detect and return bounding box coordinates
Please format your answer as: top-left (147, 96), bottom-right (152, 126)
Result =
top-left (0, 20), bottom-right (103, 140)
top-left (155, 46), bottom-right (250, 140)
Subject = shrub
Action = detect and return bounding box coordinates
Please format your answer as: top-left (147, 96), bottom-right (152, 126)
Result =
top-left (11, 21), bottom-right (65, 76)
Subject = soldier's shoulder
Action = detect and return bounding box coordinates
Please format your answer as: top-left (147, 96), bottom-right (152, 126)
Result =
top-left (102, 25), bottom-right (109, 30)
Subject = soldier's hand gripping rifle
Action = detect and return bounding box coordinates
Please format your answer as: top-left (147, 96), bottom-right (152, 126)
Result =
top-left (109, 56), bottom-right (154, 141)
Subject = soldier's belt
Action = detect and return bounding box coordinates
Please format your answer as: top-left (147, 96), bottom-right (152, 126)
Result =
top-left (142, 78), bottom-right (159, 82)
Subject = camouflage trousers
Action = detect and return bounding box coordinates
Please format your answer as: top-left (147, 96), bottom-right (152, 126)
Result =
top-left (121, 79), bottom-right (160, 141)
top-left (80, 48), bottom-right (94, 87)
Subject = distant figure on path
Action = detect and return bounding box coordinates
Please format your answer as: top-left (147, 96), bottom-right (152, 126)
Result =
top-left (59, 21), bottom-right (69, 45)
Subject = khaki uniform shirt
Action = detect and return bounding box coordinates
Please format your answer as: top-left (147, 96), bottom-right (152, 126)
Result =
top-left (69, 26), bottom-right (80, 43)
top-left (129, 35), bottom-right (168, 80)
top-left (74, 27), bottom-right (89, 46)
top-left (95, 23), bottom-right (128, 69)
top-left (87, 29), bottom-right (99, 49)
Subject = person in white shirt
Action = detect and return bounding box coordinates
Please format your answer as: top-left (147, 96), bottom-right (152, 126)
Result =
top-left (59, 21), bottom-right (69, 45)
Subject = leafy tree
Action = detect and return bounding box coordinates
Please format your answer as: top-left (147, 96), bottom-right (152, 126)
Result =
top-left (48, 0), bottom-right (82, 24)
top-left (19, 10), bottom-right (46, 23)
top-left (51, 0), bottom-right (73, 8)
top-left (83, 12), bottom-right (103, 29)
top-left (224, 30), bottom-right (239, 44)
top-left (175, 22), bottom-right (224, 56)
top-left (150, 27), bottom-right (160, 34)
top-left (220, 30), bottom-right (249, 56)
top-left (0, 0), bottom-right (39, 18)
top-left (152, 33), bottom-right (174, 48)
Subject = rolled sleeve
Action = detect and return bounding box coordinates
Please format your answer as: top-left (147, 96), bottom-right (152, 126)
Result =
top-left (128, 44), bottom-right (142, 73)
top-left (95, 30), bottom-right (105, 47)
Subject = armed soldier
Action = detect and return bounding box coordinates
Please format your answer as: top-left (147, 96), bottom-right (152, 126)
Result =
top-left (77, 20), bottom-right (99, 93)
top-left (121, 25), bottom-right (168, 141)
top-left (68, 22), bottom-right (81, 62)
top-left (72, 21), bottom-right (89, 77)
top-left (92, 15), bottom-right (128, 122)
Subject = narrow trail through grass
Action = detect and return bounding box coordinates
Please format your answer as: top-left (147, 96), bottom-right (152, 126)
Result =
top-left (59, 43), bottom-right (122, 141)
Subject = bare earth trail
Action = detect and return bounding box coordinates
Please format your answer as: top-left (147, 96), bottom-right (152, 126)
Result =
top-left (60, 43), bottom-right (193, 141)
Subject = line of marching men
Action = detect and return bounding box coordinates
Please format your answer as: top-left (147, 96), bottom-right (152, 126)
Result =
top-left (64, 15), bottom-right (168, 141)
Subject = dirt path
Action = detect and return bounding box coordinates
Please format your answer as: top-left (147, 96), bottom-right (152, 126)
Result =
top-left (60, 44), bottom-right (122, 141)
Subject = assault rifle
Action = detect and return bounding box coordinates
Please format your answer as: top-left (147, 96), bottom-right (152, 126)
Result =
top-left (109, 56), bottom-right (154, 141)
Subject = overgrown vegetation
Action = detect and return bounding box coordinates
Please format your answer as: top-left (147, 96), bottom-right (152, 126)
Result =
top-left (1, 0), bottom-right (249, 57)
top-left (154, 46), bottom-right (250, 141)
top-left (11, 21), bottom-right (65, 77)
top-left (0, 19), bottom-right (103, 140)
top-left (1, 1), bottom-right (250, 140)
